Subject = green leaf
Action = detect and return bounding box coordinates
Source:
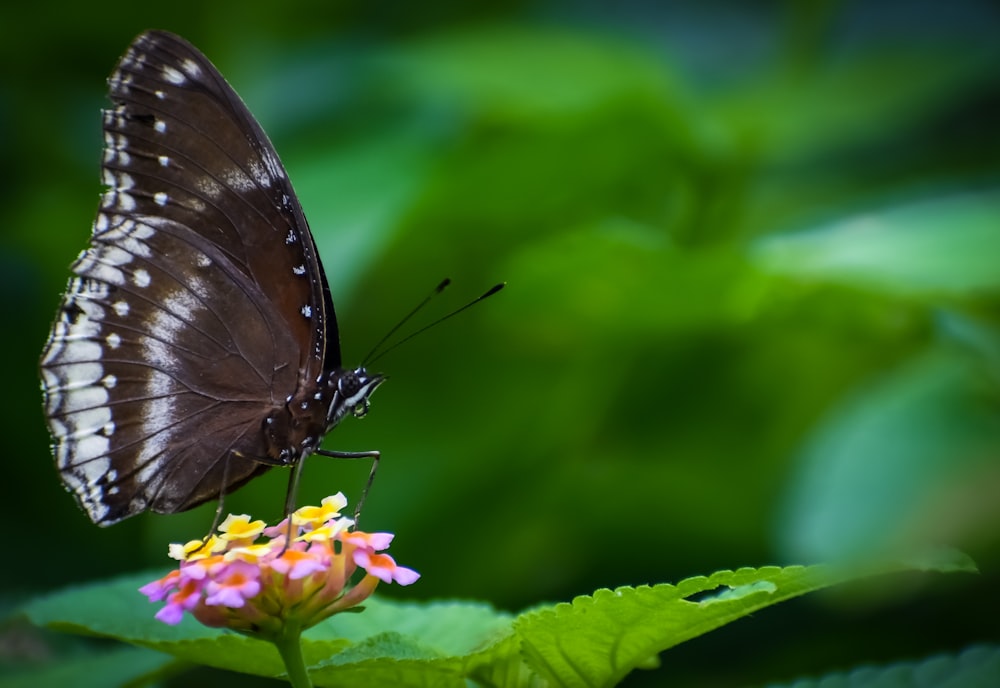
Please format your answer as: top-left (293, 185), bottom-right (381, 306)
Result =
top-left (715, 46), bottom-right (999, 164)
top-left (503, 219), bottom-right (758, 339)
top-left (22, 553), bottom-right (974, 687)
top-left (767, 643), bottom-right (1000, 688)
top-left (0, 646), bottom-right (178, 688)
top-left (513, 554), bottom-right (975, 688)
top-left (377, 26), bottom-right (678, 119)
top-left (776, 348), bottom-right (1000, 561)
top-left (22, 571), bottom-right (512, 685)
top-left (22, 571), bottom-right (284, 676)
top-left (752, 193), bottom-right (1000, 296)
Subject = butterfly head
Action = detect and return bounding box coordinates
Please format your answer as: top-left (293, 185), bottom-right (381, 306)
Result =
top-left (330, 367), bottom-right (385, 425)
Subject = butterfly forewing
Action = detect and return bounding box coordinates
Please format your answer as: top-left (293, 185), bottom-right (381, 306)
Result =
top-left (105, 32), bottom-right (336, 370)
top-left (40, 30), bottom-right (338, 525)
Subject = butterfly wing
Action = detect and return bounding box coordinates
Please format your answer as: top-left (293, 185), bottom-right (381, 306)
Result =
top-left (40, 30), bottom-right (337, 525)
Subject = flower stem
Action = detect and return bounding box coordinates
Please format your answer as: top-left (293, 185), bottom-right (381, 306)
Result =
top-left (272, 621), bottom-right (312, 688)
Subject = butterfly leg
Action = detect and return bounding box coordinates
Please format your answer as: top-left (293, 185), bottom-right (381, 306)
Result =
top-left (314, 449), bottom-right (381, 527)
top-left (199, 449), bottom-right (285, 551)
top-left (192, 448), bottom-right (241, 553)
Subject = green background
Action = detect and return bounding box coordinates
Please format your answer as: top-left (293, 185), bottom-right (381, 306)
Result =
top-left (3, 1), bottom-right (999, 686)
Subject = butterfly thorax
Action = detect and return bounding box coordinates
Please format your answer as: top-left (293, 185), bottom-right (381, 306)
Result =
top-left (263, 367), bottom-right (385, 464)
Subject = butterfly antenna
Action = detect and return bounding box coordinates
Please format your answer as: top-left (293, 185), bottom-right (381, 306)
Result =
top-left (362, 278), bottom-right (451, 365)
top-left (367, 282), bottom-right (505, 366)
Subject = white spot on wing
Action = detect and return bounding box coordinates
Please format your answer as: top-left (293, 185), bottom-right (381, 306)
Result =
top-left (262, 149), bottom-right (285, 181)
top-left (73, 246), bottom-right (127, 286)
top-left (248, 160), bottom-right (272, 188)
top-left (103, 107), bottom-right (127, 129)
top-left (301, 305), bottom-right (312, 318)
top-left (103, 132), bottom-right (131, 166)
top-left (51, 338), bottom-right (101, 364)
top-left (58, 456), bottom-right (110, 501)
top-left (222, 167), bottom-right (255, 192)
top-left (186, 275), bottom-right (210, 300)
top-left (162, 65), bottom-right (186, 85)
top-left (197, 177), bottom-right (223, 199)
top-left (53, 374), bottom-right (107, 413)
top-left (181, 58), bottom-right (202, 79)
top-left (131, 285), bottom-right (209, 489)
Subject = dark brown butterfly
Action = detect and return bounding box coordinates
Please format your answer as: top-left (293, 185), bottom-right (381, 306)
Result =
top-left (40, 30), bottom-right (383, 526)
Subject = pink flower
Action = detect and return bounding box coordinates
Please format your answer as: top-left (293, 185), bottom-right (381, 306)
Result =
top-left (355, 551), bottom-right (422, 585)
top-left (270, 545), bottom-right (327, 580)
top-left (203, 560), bottom-right (261, 607)
top-left (153, 577), bottom-right (202, 625)
top-left (139, 569), bottom-right (180, 602)
top-left (139, 495), bottom-right (419, 639)
top-left (341, 530), bottom-right (395, 552)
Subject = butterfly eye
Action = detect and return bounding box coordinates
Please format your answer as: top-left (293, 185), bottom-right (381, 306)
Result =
top-left (353, 399), bottom-right (371, 419)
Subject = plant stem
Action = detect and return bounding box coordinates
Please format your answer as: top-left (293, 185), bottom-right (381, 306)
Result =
top-left (272, 621), bottom-right (312, 688)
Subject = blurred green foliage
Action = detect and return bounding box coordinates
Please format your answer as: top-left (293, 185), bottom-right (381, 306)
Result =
top-left (3, 1), bottom-right (999, 686)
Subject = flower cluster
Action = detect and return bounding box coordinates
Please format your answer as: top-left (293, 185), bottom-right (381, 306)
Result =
top-left (139, 494), bottom-right (418, 638)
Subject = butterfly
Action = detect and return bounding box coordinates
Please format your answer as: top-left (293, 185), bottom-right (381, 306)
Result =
top-left (39, 30), bottom-right (385, 526)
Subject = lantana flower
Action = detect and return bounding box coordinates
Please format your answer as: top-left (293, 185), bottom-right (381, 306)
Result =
top-left (140, 493), bottom-right (419, 687)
